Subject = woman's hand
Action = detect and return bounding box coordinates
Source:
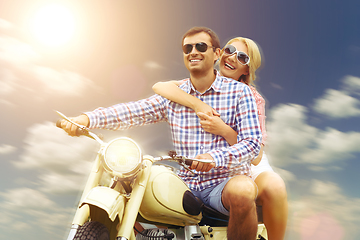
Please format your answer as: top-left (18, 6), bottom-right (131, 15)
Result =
top-left (193, 101), bottom-right (220, 117)
top-left (197, 112), bottom-right (227, 135)
top-left (197, 112), bottom-right (238, 146)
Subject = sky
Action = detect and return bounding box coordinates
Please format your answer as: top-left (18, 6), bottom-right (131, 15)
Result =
top-left (0, 0), bottom-right (359, 239)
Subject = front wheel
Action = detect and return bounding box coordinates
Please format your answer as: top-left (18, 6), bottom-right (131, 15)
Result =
top-left (73, 221), bottom-right (110, 240)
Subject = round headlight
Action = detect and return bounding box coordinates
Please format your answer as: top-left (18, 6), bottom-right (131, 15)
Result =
top-left (103, 137), bottom-right (142, 178)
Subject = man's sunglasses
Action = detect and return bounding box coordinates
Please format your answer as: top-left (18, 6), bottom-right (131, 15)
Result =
top-left (224, 45), bottom-right (250, 65)
top-left (182, 42), bottom-right (216, 54)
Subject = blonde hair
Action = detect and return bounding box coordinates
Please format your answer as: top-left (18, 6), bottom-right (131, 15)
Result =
top-left (220, 37), bottom-right (262, 86)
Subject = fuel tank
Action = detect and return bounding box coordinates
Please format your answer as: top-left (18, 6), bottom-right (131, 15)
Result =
top-left (139, 165), bottom-right (202, 226)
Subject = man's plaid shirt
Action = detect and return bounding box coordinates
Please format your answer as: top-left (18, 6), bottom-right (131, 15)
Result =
top-left (86, 74), bottom-right (262, 191)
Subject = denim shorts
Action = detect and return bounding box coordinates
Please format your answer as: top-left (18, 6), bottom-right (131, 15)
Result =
top-left (191, 178), bottom-right (231, 216)
top-left (191, 175), bottom-right (258, 216)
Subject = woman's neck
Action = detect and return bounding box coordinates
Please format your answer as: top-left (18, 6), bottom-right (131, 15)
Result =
top-left (219, 71), bottom-right (249, 85)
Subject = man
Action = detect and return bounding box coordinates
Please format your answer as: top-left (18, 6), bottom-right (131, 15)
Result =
top-left (60, 27), bottom-right (262, 240)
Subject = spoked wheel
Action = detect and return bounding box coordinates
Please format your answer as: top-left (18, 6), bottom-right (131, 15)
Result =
top-left (73, 221), bottom-right (110, 240)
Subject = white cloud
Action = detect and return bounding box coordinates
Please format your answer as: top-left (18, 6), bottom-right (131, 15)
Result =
top-left (313, 89), bottom-right (360, 118)
top-left (0, 68), bottom-right (18, 95)
top-left (31, 66), bottom-right (96, 97)
top-left (0, 30), bottom-right (99, 106)
top-left (270, 82), bottom-right (283, 90)
top-left (266, 104), bottom-right (318, 166)
top-left (266, 103), bottom-right (360, 169)
top-left (144, 61), bottom-right (164, 69)
top-left (312, 75), bottom-right (360, 118)
top-left (272, 167), bottom-right (297, 182)
top-left (300, 128), bottom-right (360, 164)
top-left (16, 122), bottom-right (97, 170)
top-left (14, 122), bottom-right (98, 193)
top-left (288, 180), bottom-right (360, 239)
top-left (342, 75), bottom-right (360, 94)
top-left (38, 172), bottom-right (90, 194)
top-left (0, 144), bottom-right (16, 154)
top-left (310, 179), bottom-right (340, 197)
top-left (0, 187), bottom-right (56, 210)
top-left (0, 187), bottom-right (73, 238)
top-left (26, 207), bottom-right (74, 235)
top-left (0, 36), bottom-right (39, 66)
top-left (267, 76), bottom-right (360, 169)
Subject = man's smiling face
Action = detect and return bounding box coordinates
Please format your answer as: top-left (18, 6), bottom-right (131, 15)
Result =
top-left (183, 32), bottom-right (218, 76)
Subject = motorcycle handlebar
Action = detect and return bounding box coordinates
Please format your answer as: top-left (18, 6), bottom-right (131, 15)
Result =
top-left (56, 117), bottom-right (103, 144)
top-left (154, 156), bottom-right (213, 166)
top-left (184, 159), bottom-right (193, 166)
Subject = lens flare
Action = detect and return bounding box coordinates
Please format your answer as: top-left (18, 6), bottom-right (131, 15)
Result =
top-left (30, 4), bottom-right (75, 47)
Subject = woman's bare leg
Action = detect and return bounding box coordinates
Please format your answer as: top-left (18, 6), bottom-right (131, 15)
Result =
top-left (255, 171), bottom-right (288, 240)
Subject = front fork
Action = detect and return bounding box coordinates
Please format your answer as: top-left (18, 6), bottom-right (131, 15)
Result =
top-left (67, 155), bottom-right (154, 240)
top-left (67, 152), bottom-right (104, 240)
top-left (116, 157), bottom-right (153, 240)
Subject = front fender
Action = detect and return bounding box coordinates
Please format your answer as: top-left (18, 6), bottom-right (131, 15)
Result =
top-left (80, 186), bottom-right (126, 222)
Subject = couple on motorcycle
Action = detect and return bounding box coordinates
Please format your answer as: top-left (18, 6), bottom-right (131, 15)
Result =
top-left (59, 26), bottom-right (287, 240)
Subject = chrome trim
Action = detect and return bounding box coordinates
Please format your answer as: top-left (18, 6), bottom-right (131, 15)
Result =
top-left (116, 237), bottom-right (128, 240)
top-left (67, 224), bottom-right (80, 240)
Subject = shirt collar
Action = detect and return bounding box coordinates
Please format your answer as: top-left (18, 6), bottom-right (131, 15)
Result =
top-left (185, 70), bottom-right (223, 94)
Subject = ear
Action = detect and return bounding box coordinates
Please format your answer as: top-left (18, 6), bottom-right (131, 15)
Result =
top-left (245, 66), bottom-right (250, 75)
top-left (214, 48), bottom-right (221, 62)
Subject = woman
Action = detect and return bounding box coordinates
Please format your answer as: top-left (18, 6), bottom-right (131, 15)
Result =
top-left (152, 37), bottom-right (288, 240)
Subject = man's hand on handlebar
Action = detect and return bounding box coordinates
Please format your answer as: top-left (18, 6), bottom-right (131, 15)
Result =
top-left (190, 153), bottom-right (215, 172)
top-left (59, 114), bottom-right (90, 136)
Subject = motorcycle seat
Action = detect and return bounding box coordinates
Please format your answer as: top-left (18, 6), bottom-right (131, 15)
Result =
top-left (199, 204), bottom-right (263, 227)
top-left (182, 190), bottom-right (263, 227)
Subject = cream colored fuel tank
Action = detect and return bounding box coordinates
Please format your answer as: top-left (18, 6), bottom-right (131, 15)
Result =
top-left (139, 165), bottom-right (202, 226)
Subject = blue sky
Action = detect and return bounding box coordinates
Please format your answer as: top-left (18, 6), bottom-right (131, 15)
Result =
top-left (0, 0), bottom-right (359, 239)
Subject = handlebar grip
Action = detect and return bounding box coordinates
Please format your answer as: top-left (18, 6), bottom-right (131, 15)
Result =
top-left (185, 159), bottom-right (193, 166)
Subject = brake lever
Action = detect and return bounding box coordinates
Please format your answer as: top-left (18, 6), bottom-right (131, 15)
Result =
top-left (153, 155), bottom-right (196, 174)
top-left (155, 153), bottom-right (214, 174)
top-left (178, 161), bottom-right (195, 174)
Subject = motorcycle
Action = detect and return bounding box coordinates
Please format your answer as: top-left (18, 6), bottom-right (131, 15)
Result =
top-left (56, 111), bottom-right (268, 240)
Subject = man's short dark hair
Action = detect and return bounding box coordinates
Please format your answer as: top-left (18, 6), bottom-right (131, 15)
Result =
top-left (182, 27), bottom-right (220, 50)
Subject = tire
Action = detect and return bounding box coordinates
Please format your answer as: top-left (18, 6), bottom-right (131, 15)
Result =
top-left (73, 221), bottom-right (110, 240)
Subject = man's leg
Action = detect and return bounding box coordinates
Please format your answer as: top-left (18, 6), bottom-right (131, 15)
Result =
top-left (222, 175), bottom-right (258, 240)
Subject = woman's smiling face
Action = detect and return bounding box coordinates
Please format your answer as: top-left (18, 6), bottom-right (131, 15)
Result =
top-left (219, 40), bottom-right (249, 81)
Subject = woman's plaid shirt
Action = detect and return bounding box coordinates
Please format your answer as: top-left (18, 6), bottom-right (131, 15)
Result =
top-left (86, 74), bottom-right (262, 191)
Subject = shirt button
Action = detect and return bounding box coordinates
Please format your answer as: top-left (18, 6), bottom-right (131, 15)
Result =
top-left (201, 129), bottom-right (204, 133)
top-left (200, 146), bottom-right (204, 149)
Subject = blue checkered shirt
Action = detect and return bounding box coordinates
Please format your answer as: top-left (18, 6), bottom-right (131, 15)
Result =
top-left (86, 74), bottom-right (262, 191)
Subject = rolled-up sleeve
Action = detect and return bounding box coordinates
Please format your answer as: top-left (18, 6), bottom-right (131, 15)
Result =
top-left (85, 94), bottom-right (168, 130)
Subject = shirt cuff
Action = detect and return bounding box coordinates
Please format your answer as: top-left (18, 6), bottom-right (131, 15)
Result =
top-left (83, 111), bottom-right (98, 129)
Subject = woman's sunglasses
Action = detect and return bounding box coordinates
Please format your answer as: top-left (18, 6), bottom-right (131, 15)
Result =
top-left (182, 42), bottom-right (216, 54)
top-left (224, 45), bottom-right (250, 65)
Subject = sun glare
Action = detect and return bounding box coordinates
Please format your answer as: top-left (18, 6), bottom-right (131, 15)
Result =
top-left (30, 4), bottom-right (76, 47)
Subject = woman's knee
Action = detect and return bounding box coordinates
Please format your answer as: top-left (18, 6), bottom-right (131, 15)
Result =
top-left (256, 172), bottom-right (287, 202)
